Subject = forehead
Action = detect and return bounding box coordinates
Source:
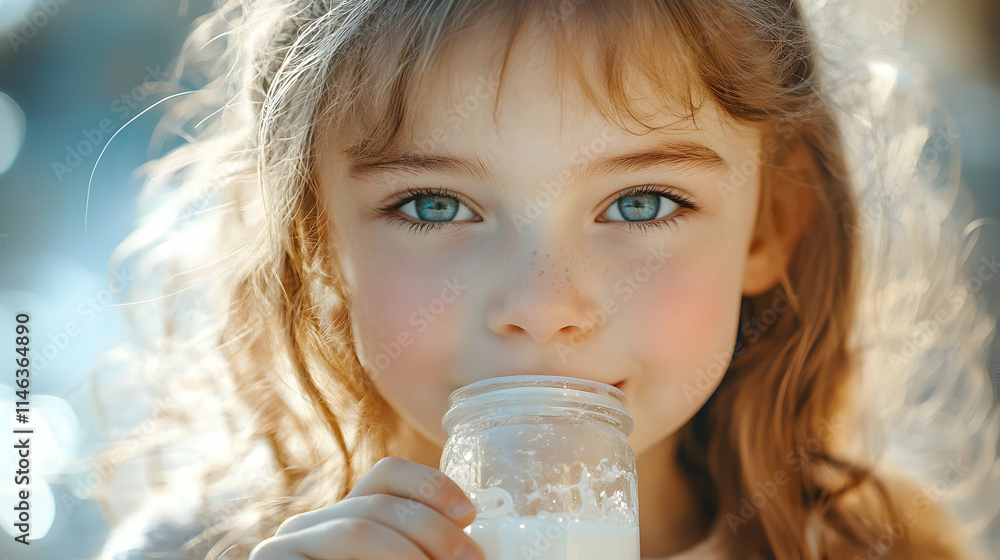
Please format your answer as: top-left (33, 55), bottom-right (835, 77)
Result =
top-left (414, 27), bottom-right (718, 146)
top-left (325, 12), bottom-right (743, 160)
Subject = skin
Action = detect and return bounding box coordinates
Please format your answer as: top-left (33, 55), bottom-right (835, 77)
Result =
top-left (307, 25), bottom-right (793, 560)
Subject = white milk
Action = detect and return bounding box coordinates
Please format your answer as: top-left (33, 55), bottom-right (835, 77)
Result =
top-left (466, 515), bottom-right (639, 560)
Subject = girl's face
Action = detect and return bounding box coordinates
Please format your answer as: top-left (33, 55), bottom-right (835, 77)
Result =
top-left (317, 31), bottom-right (767, 460)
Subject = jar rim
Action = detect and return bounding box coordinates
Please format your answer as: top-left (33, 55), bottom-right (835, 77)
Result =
top-left (448, 375), bottom-right (626, 407)
top-left (442, 375), bottom-right (632, 435)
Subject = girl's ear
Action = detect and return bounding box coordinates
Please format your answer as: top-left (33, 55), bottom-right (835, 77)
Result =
top-left (741, 141), bottom-right (820, 297)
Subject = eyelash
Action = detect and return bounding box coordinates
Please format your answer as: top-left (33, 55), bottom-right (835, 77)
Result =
top-left (375, 185), bottom-right (700, 235)
top-left (376, 187), bottom-right (478, 235)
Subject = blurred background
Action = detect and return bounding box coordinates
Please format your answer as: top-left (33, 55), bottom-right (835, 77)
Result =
top-left (0, 0), bottom-right (997, 558)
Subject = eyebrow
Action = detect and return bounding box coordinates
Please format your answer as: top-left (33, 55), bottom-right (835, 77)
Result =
top-left (347, 140), bottom-right (728, 183)
top-left (583, 141), bottom-right (729, 178)
top-left (348, 153), bottom-right (492, 182)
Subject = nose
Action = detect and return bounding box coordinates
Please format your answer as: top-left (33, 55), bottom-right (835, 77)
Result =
top-left (487, 240), bottom-right (597, 345)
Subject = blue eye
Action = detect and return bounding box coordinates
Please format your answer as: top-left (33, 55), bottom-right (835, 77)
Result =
top-left (397, 193), bottom-right (477, 223)
top-left (598, 186), bottom-right (697, 234)
top-left (377, 185), bottom-right (698, 234)
top-left (604, 191), bottom-right (677, 222)
top-left (376, 187), bottom-right (480, 234)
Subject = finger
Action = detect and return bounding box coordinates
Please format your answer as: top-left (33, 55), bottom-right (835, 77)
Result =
top-left (274, 462), bottom-right (472, 537)
top-left (348, 457), bottom-right (477, 525)
top-left (251, 517), bottom-right (429, 560)
top-left (275, 494), bottom-right (484, 560)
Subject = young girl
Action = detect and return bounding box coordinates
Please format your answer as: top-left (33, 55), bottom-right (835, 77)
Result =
top-left (91, 0), bottom-right (999, 558)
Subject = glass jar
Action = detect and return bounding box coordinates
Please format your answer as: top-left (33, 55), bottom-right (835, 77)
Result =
top-left (440, 375), bottom-right (639, 560)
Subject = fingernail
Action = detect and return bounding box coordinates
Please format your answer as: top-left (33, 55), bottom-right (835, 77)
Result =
top-left (448, 500), bottom-right (476, 519)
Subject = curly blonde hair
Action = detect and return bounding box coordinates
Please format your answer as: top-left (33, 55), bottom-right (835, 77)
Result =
top-left (90, 0), bottom-right (999, 558)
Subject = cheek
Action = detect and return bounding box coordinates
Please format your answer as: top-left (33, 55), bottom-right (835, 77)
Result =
top-left (620, 248), bottom-right (744, 447)
top-left (348, 243), bottom-right (468, 392)
top-left (638, 198), bottom-right (754, 361)
top-left (352, 260), bottom-right (420, 347)
top-left (631, 240), bottom-right (746, 391)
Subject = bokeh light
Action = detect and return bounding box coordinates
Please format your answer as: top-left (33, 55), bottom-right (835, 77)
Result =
top-left (0, 91), bottom-right (26, 175)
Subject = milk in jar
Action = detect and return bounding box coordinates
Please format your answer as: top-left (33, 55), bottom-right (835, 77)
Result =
top-left (441, 375), bottom-right (640, 560)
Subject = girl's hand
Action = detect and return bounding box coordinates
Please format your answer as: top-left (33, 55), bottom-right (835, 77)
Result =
top-left (249, 456), bottom-right (485, 560)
